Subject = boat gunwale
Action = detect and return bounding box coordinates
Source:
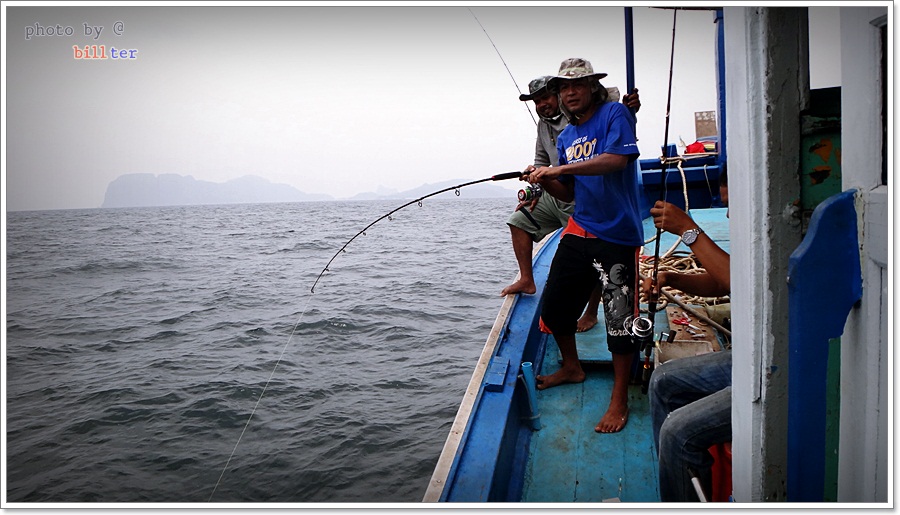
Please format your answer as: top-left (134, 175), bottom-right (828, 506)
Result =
top-left (422, 231), bottom-right (559, 502)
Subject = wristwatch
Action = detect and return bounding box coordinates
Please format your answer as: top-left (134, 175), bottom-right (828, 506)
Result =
top-left (681, 228), bottom-right (703, 246)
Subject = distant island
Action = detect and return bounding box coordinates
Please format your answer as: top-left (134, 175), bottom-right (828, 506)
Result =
top-left (100, 173), bottom-right (332, 208)
top-left (101, 173), bottom-right (516, 208)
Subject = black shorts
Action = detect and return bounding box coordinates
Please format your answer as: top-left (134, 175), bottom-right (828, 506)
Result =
top-left (541, 234), bottom-right (640, 355)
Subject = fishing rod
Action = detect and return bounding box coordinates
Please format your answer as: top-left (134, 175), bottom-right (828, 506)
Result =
top-left (310, 171), bottom-right (525, 293)
top-left (650, 8), bottom-right (680, 315)
top-left (637, 7), bottom-right (679, 394)
top-left (210, 170), bottom-right (524, 501)
top-left (467, 7), bottom-right (538, 126)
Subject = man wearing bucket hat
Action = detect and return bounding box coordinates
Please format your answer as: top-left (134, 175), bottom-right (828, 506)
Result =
top-left (525, 58), bottom-right (643, 434)
top-left (502, 72), bottom-right (639, 332)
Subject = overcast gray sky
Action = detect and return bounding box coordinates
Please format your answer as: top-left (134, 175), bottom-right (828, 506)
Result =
top-left (4, 3), bottom-right (841, 211)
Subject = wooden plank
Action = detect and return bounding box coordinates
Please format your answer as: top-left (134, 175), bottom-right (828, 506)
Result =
top-left (574, 379), bottom-right (659, 502)
top-left (524, 335), bottom-right (660, 503)
top-left (619, 385), bottom-right (661, 502)
top-left (576, 372), bottom-right (625, 502)
top-left (521, 336), bottom-right (581, 502)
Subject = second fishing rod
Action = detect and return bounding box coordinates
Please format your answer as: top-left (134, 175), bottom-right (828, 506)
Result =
top-left (636, 8), bottom-right (679, 395)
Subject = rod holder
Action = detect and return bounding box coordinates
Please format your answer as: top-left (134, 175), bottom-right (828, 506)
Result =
top-left (520, 362), bottom-right (542, 431)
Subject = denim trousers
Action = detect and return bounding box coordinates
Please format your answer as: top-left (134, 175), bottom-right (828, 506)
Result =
top-left (649, 350), bottom-right (733, 502)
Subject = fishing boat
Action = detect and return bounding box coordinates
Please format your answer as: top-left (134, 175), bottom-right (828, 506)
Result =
top-left (425, 5), bottom-right (889, 504)
top-left (423, 208), bottom-right (730, 503)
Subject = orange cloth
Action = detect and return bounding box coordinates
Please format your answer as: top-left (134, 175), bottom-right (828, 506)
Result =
top-left (539, 317), bottom-right (552, 334)
top-left (540, 219), bottom-right (598, 336)
top-left (561, 216), bottom-right (598, 239)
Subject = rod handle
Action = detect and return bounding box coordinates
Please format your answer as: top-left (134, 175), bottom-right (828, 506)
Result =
top-left (491, 171), bottom-right (523, 181)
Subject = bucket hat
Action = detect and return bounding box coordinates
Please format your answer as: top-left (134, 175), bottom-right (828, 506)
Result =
top-left (519, 76), bottom-right (554, 101)
top-left (548, 58), bottom-right (607, 90)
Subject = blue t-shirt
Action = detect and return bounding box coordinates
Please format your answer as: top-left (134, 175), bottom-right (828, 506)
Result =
top-left (556, 101), bottom-right (643, 246)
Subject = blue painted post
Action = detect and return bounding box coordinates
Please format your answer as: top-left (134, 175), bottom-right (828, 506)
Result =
top-left (714, 9), bottom-right (727, 166)
top-left (787, 190), bottom-right (862, 501)
top-left (624, 7), bottom-right (635, 95)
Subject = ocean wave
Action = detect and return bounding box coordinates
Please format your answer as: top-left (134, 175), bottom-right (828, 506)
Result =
top-left (5, 199), bottom-right (517, 502)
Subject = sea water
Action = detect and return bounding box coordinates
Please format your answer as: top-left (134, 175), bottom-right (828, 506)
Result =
top-left (5, 197), bottom-right (519, 503)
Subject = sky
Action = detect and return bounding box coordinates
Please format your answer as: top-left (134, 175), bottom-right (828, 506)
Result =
top-left (3, 2), bottom-right (842, 211)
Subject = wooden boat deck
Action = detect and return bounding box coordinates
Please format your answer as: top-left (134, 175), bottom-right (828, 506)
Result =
top-left (520, 208), bottom-right (730, 503)
top-left (522, 317), bottom-right (668, 502)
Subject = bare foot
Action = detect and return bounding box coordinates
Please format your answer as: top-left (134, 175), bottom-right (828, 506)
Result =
top-left (501, 278), bottom-right (536, 296)
top-left (576, 312), bottom-right (599, 332)
top-left (594, 404), bottom-right (629, 433)
top-left (536, 368), bottom-right (585, 390)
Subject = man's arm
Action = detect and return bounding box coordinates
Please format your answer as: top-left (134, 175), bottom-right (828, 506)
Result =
top-left (654, 270), bottom-right (728, 298)
top-left (530, 152), bottom-right (631, 181)
top-left (648, 200), bottom-right (730, 293)
top-left (526, 152), bottom-right (632, 198)
top-left (533, 134), bottom-right (552, 169)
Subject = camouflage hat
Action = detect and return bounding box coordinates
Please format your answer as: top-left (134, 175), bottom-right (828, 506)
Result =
top-left (519, 75), bottom-right (555, 101)
top-left (548, 58), bottom-right (607, 89)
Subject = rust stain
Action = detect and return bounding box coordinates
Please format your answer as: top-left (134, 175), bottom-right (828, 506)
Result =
top-left (808, 138), bottom-right (833, 163)
top-left (809, 166), bottom-right (831, 185)
top-left (836, 147), bottom-right (842, 166)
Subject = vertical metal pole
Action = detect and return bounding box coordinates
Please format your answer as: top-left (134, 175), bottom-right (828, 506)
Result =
top-left (625, 7), bottom-right (636, 95)
top-left (714, 8), bottom-right (727, 167)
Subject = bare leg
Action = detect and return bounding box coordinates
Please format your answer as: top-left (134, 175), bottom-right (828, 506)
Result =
top-left (576, 284), bottom-right (603, 332)
top-left (595, 352), bottom-right (634, 433)
top-left (536, 333), bottom-right (585, 390)
top-left (501, 225), bottom-right (537, 296)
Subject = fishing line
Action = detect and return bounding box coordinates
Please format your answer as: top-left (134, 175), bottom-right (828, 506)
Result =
top-left (467, 7), bottom-right (538, 126)
top-left (210, 171), bottom-right (523, 500)
top-left (208, 292), bottom-right (315, 501)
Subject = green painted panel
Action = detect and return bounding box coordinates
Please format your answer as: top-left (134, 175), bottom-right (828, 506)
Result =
top-left (801, 130), bottom-right (843, 210)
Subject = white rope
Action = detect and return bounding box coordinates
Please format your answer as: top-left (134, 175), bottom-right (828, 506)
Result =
top-left (643, 154), bottom-right (692, 250)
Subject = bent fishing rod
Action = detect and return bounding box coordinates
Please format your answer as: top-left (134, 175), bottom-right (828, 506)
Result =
top-left (310, 171), bottom-right (525, 293)
top-left (210, 170), bottom-right (525, 501)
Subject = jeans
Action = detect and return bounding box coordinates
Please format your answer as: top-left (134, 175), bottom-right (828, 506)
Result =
top-left (649, 350), bottom-right (733, 502)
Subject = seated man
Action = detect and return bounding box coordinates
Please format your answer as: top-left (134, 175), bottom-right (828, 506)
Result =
top-left (642, 169), bottom-right (730, 501)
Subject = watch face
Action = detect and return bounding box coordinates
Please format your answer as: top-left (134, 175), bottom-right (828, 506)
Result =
top-left (683, 229), bottom-right (699, 245)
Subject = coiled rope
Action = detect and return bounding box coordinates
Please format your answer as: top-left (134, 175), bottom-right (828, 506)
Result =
top-left (638, 251), bottom-right (730, 311)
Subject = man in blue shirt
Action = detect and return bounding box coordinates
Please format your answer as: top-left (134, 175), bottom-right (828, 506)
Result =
top-left (504, 75), bottom-right (640, 334)
top-left (525, 58), bottom-right (643, 433)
